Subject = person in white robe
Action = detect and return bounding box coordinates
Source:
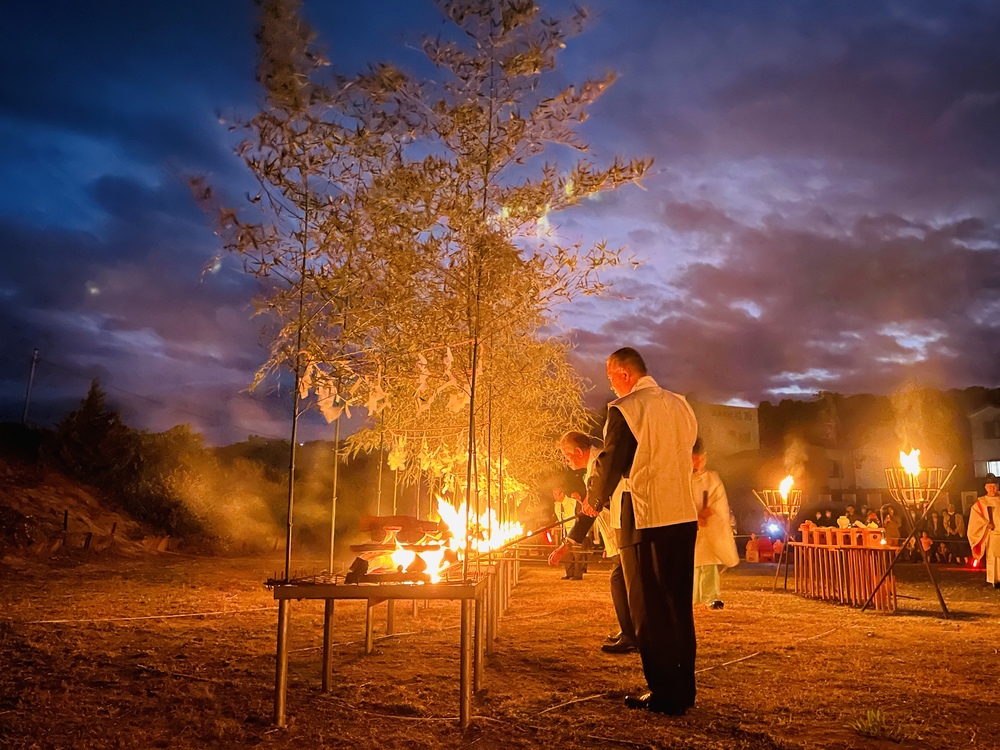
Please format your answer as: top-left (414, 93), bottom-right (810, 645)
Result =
top-left (968, 475), bottom-right (1000, 586)
top-left (692, 439), bottom-right (740, 609)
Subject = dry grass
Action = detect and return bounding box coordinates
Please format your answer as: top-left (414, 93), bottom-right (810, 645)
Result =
top-left (1, 553), bottom-right (997, 749)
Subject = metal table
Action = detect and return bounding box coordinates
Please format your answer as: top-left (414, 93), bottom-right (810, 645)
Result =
top-left (269, 557), bottom-right (516, 729)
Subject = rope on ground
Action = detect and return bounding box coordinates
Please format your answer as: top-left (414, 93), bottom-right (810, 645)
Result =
top-left (695, 626), bottom-right (841, 674)
top-left (23, 606), bottom-right (278, 625)
top-left (288, 630), bottom-right (422, 653)
top-left (538, 692), bottom-right (611, 714)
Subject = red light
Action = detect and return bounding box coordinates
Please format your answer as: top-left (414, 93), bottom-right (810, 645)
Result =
top-left (544, 531), bottom-right (553, 544)
top-left (972, 558), bottom-right (980, 568)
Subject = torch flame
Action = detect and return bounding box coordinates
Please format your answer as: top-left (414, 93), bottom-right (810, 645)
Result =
top-left (900, 449), bottom-right (921, 476)
top-left (779, 475), bottom-right (794, 500)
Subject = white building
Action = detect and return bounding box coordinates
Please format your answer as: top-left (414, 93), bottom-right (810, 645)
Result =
top-left (970, 405), bottom-right (1000, 478)
top-left (689, 401), bottom-right (759, 459)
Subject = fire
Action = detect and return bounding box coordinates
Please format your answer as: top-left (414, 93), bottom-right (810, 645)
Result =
top-left (390, 545), bottom-right (416, 571)
top-left (375, 498), bottom-right (523, 584)
top-left (900, 449), bottom-right (921, 476)
top-left (436, 497), bottom-right (523, 555)
top-left (779, 475), bottom-right (794, 500)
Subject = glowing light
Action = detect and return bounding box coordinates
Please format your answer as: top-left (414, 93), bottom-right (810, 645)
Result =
top-left (436, 497), bottom-right (523, 555)
top-left (390, 544), bottom-right (416, 571)
top-left (779, 475), bottom-right (794, 500)
top-left (900, 449), bottom-right (921, 476)
top-left (767, 523), bottom-right (781, 535)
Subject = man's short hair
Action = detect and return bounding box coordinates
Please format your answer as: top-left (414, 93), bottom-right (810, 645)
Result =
top-left (560, 430), bottom-right (598, 452)
top-left (607, 347), bottom-right (648, 376)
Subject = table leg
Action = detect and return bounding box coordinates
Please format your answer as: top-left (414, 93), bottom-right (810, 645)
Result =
top-left (321, 599), bottom-right (334, 693)
top-left (460, 599), bottom-right (473, 729)
top-left (273, 599), bottom-right (290, 726)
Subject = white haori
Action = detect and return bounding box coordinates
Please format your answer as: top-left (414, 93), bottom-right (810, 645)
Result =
top-left (693, 470), bottom-right (740, 569)
top-left (988, 531), bottom-right (1000, 585)
top-left (608, 375), bottom-right (698, 530)
top-left (586, 444), bottom-right (620, 557)
top-left (968, 496), bottom-right (1000, 563)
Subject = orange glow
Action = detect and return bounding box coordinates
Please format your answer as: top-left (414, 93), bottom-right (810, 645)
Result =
top-left (436, 497), bottom-right (523, 555)
top-left (899, 449), bottom-right (921, 476)
top-left (779, 475), bottom-right (794, 500)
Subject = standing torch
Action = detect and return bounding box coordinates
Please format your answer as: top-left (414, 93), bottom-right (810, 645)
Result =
top-left (753, 475), bottom-right (802, 591)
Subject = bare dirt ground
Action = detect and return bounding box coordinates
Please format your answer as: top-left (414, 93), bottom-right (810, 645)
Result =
top-left (1, 552), bottom-right (998, 750)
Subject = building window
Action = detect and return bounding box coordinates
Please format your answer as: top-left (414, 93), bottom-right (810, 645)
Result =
top-left (984, 419), bottom-right (1000, 439)
top-left (986, 460), bottom-right (1000, 477)
top-left (829, 460), bottom-right (843, 479)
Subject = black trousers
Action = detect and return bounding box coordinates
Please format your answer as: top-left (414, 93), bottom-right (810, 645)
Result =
top-left (619, 521), bottom-right (698, 707)
top-left (609, 558), bottom-right (636, 642)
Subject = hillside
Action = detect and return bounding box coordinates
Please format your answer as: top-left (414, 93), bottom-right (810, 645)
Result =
top-left (0, 457), bottom-right (154, 565)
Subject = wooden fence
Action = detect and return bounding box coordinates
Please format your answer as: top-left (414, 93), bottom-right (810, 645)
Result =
top-left (791, 525), bottom-right (899, 612)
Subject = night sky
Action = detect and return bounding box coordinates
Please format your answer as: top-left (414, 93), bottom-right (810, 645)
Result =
top-left (2, 0), bottom-right (999, 444)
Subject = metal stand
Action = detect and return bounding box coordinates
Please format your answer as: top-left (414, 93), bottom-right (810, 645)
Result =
top-left (861, 465), bottom-right (955, 618)
top-left (752, 487), bottom-right (802, 593)
top-left (771, 516), bottom-right (794, 592)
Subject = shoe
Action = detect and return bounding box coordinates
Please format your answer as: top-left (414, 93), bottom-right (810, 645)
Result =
top-left (708, 600), bottom-right (724, 610)
top-left (624, 691), bottom-right (688, 715)
top-left (601, 640), bottom-right (638, 654)
top-left (606, 631), bottom-right (623, 644)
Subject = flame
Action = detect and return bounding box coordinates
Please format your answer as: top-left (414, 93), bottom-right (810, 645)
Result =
top-left (436, 497), bottom-right (523, 555)
top-left (779, 475), bottom-right (794, 500)
top-left (377, 498), bottom-right (524, 584)
top-left (900, 449), bottom-right (921, 476)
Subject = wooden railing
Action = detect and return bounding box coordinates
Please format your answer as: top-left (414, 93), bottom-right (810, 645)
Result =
top-left (791, 525), bottom-right (899, 612)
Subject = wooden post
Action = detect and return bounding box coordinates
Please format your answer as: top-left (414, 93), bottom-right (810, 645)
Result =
top-left (365, 600), bottom-right (376, 654)
top-left (321, 599), bottom-right (334, 693)
top-left (273, 600), bottom-right (290, 726)
top-left (386, 599), bottom-right (396, 635)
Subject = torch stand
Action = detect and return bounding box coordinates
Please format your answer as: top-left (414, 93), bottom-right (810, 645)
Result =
top-left (860, 465), bottom-right (955, 618)
top-left (752, 489), bottom-right (802, 593)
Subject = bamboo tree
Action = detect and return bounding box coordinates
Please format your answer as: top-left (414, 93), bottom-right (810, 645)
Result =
top-left (199, 0), bottom-right (651, 566)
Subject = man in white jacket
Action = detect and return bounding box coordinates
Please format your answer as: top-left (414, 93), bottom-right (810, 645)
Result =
top-left (586, 347), bottom-right (699, 716)
top-left (692, 438), bottom-right (740, 609)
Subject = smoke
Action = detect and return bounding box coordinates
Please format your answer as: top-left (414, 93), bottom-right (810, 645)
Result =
top-left (783, 435), bottom-right (808, 482)
top-left (890, 383), bottom-right (961, 466)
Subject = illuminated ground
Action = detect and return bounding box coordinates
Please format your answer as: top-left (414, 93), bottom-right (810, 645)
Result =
top-left (1, 554), bottom-right (997, 749)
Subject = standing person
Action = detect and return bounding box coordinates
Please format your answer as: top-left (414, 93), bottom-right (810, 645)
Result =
top-left (882, 506), bottom-right (902, 547)
top-left (942, 503), bottom-right (967, 564)
top-left (585, 347), bottom-right (699, 715)
top-left (968, 476), bottom-right (1000, 587)
top-left (551, 483), bottom-right (586, 580)
top-left (548, 431), bottom-right (637, 653)
top-left (692, 438), bottom-right (739, 610)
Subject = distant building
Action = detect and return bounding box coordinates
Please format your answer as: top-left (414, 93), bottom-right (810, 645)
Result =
top-left (690, 401), bottom-right (759, 459)
top-left (970, 405), bottom-right (1000, 478)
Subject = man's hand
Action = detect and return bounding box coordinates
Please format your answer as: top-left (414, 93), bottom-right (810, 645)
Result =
top-left (548, 543), bottom-right (569, 567)
top-left (580, 499), bottom-right (599, 518)
top-left (698, 507), bottom-right (713, 527)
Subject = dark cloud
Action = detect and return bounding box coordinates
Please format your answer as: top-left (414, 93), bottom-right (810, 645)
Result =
top-left (571, 212), bottom-right (1000, 404)
top-left (2, 0), bottom-right (999, 445)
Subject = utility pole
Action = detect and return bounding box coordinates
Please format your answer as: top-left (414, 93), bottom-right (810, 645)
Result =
top-left (21, 348), bottom-right (39, 425)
